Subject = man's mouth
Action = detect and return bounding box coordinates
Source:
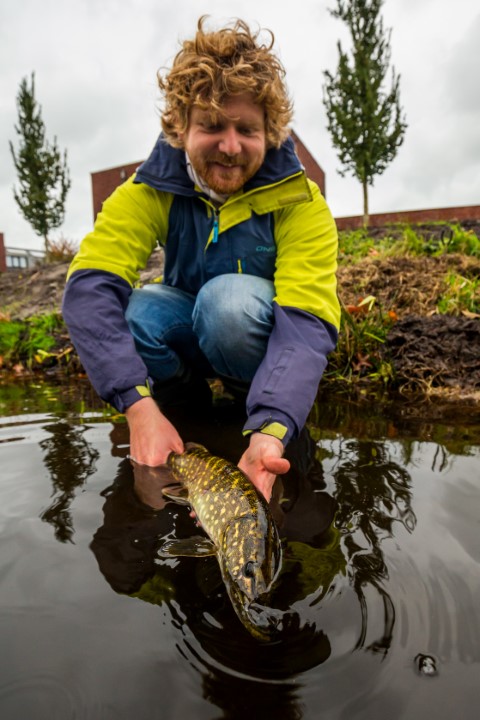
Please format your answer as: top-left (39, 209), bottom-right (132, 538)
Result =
top-left (210, 157), bottom-right (245, 168)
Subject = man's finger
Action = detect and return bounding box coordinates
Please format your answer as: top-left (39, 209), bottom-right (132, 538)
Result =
top-left (263, 456), bottom-right (290, 475)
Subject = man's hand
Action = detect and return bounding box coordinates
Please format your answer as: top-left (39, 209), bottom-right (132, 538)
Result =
top-left (238, 432), bottom-right (290, 502)
top-left (125, 396), bottom-right (184, 466)
top-left (131, 462), bottom-right (174, 509)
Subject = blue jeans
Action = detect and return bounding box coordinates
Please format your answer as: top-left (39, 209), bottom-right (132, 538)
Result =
top-left (125, 274), bottom-right (275, 383)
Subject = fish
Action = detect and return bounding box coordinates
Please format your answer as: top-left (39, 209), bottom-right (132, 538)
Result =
top-left (158, 443), bottom-right (283, 640)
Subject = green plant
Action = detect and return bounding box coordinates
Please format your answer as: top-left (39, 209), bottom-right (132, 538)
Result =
top-left (9, 73), bottom-right (71, 254)
top-left (326, 295), bottom-right (397, 385)
top-left (394, 226), bottom-right (425, 255)
top-left (381, 225), bottom-right (435, 257)
top-left (444, 225), bottom-right (480, 257)
top-left (337, 222), bottom-right (480, 262)
top-left (0, 312), bottom-right (65, 367)
top-left (323, 0), bottom-right (407, 225)
top-left (0, 319), bottom-right (24, 362)
top-left (338, 228), bottom-right (375, 260)
top-left (437, 273), bottom-right (480, 315)
top-left (26, 313), bottom-right (61, 355)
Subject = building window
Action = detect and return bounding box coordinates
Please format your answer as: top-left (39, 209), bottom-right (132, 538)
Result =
top-left (6, 255), bottom-right (28, 269)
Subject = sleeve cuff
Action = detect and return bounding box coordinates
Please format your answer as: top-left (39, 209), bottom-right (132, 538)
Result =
top-left (243, 421), bottom-right (288, 442)
top-left (243, 410), bottom-right (296, 446)
top-left (112, 379), bottom-right (153, 413)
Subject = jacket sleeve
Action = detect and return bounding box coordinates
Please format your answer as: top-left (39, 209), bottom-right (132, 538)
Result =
top-left (62, 269), bottom-right (155, 412)
top-left (62, 176), bottom-right (170, 412)
top-left (243, 181), bottom-right (340, 445)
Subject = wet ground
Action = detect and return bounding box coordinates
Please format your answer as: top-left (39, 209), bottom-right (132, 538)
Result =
top-left (386, 314), bottom-right (480, 395)
top-left (1, 380), bottom-right (480, 719)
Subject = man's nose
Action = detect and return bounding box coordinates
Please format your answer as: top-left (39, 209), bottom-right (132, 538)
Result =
top-left (218, 126), bottom-right (242, 156)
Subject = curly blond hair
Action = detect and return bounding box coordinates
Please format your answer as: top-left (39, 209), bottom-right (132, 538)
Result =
top-left (158, 16), bottom-right (293, 149)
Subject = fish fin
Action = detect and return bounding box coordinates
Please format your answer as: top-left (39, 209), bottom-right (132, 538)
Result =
top-left (184, 441), bottom-right (208, 452)
top-left (157, 536), bottom-right (217, 558)
top-left (161, 484), bottom-right (190, 504)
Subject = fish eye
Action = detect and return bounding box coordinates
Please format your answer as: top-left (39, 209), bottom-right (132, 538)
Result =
top-left (243, 561), bottom-right (256, 578)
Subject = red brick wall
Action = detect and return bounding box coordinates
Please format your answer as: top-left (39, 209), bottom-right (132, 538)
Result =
top-left (0, 233), bottom-right (6, 273)
top-left (290, 130), bottom-right (326, 196)
top-left (91, 162), bottom-right (142, 220)
top-left (336, 205), bottom-right (480, 230)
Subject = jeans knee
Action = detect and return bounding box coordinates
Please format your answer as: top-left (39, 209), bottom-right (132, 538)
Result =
top-left (125, 288), bottom-right (153, 342)
top-left (192, 274), bottom-right (274, 379)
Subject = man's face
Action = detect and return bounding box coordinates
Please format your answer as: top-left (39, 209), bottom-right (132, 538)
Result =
top-left (181, 93), bottom-right (267, 195)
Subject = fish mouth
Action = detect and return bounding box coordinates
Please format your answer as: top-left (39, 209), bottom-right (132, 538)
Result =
top-left (244, 601), bottom-right (285, 640)
top-left (224, 577), bottom-right (282, 640)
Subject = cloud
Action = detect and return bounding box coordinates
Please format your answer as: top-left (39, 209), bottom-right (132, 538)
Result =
top-left (1, 0), bottom-right (479, 250)
top-left (442, 12), bottom-right (480, 114)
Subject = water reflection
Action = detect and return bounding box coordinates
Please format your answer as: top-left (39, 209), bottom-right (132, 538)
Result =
top-left (329, 438), bottom-right (416, 655)
top-left (1, 382), bottom-right (480, 718)
top-left (86, 401), bottom-right (424, 719)
top-left (35, 400), bottom-right (419, 679)
top-left (39, 420), bottom-right (99, 542)
top-left (90, 410), bottom-right (337, 688)
top-left (90, 454), bottom-right (331, 717)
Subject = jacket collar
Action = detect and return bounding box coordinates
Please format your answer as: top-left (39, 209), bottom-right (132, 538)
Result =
top-left (134, 133), bottom-right (304, 197)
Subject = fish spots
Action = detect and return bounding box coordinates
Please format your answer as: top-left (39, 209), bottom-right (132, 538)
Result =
top-left (167, 445), bottom-right (282, 635)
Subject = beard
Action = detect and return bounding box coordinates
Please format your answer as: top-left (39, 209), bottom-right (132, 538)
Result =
top-left (189, 152), bottom-right (264, 195)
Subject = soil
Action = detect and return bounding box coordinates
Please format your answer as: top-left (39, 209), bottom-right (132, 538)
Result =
top-left (336, 253), bottom-right (480, 402)
top-left (1, 245), bottom-right (479, 407)
top-left (0, 248), bottom-right (165, 320)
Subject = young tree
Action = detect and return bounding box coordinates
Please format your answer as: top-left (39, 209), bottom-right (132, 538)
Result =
top-left (9, 73), bottom-right (71, 255)
top-left (323, 0), bottom-right (407, 225)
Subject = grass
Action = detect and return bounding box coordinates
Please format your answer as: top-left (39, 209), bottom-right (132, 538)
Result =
top-left (330, 221), bottom-right (480, 390)
top-left (338, 222), bottom-right (480, 264)
top-left (326, 295), bottom-right (396, 387)
top-left (437, 272), bottom-right (480, 315)
top-left (0, 311), bottom-right (67, 369)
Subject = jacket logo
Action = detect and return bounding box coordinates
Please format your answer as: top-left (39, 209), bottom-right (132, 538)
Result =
top-left (256, 245), bottom-right (276, 253)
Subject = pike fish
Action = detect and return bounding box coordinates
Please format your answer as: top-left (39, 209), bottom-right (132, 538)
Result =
top-left (159, 443), bottom-right (283, 639)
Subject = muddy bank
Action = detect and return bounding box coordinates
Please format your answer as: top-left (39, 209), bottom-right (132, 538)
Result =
top-left (336, 253), bottom-right (480, 402)
top-left (385, 314), bottom-right (480, 396)
top-left (0, 249), bottom-right (164, 321)
top-left (337, 254), bottom-right (480, 315)
top-left (1, 246), bottom-right (479, 408)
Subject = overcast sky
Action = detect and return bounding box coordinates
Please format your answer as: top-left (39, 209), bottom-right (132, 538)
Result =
top-left (1, 0), bottom-right (479, 252)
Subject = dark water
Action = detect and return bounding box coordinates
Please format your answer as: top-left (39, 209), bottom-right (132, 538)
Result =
top-left (1, 381), bottom-right (480, 719)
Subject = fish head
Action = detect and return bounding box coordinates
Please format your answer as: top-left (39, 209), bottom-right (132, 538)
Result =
top-left (218, 514), bottom-right (283, 639)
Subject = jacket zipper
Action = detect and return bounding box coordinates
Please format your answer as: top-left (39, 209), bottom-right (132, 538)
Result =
top-left (212, 211), bottom-right (219, 243)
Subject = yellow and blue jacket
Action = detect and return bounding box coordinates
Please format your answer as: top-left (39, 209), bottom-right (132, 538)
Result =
top-left (63, 135), bottom-right (340, 444)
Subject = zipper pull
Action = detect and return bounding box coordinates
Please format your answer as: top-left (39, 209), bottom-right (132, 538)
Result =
top-left (212, 213), bottom-right (219, 243)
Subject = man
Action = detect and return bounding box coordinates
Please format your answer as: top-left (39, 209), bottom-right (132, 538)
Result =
top-left (62, 17), bottom-right (340, 502)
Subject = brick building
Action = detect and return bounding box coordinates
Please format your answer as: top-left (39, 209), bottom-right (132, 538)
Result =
top-left (0, 233), bottom-right (44, 272)
top-left (335, 205), bottom-right (480, 231)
